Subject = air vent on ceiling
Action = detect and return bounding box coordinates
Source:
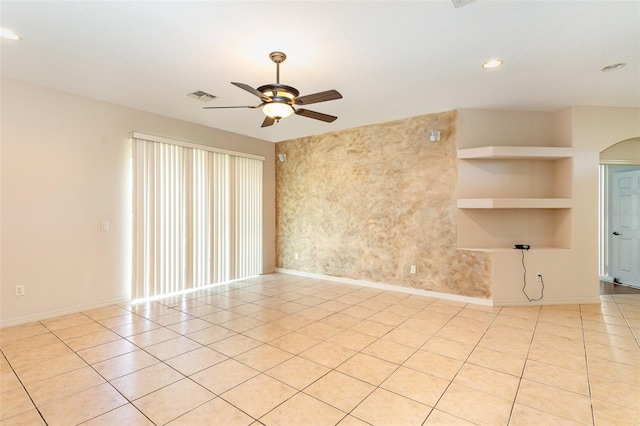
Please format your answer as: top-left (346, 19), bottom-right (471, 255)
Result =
top-left (452, 0), bottom-right (477, 7)
top-left (187, 90), bottom-right (216, 102)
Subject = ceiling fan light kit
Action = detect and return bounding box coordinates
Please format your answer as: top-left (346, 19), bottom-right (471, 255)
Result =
top-left (263, 102), bottom-right (294, 119)
top-left (204, 51), bottom-right (342, 127)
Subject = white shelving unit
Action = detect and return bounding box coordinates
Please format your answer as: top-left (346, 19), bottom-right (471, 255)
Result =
top-left (457, 198), bottom-right (572, 209)
top-left (457, 146), bottom-right (573, 160)
top-left (457, 145), bottom-right (573, 250)
top-left (460, 247), bottom-right (570, 252)
top-left (453, 109), bottom-right (602, 305)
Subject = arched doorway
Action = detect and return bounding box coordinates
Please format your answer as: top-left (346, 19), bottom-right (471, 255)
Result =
top-left (600, 138), bottom-right (640, 289)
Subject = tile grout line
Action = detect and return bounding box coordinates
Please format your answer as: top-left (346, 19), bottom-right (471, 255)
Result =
top-left (211, 286), bottom-right (431, 425)
top-left (85, 298), bottom-right (269, 425)
top-left (124, 310), bottom-right (261, 424)
top-left (333, 292), bottom-right (450, 424)
top-left (45, 312), bottom-right (158, 426)
top-left (583, 295), bottom-right (640, 418)
top-left (304, 295), bottom-right (439, 425)
top-left (5, 276), bottom-right (638, 425)
top-left (11, 280), bottom-right (401, 424)
top-left (229, 283), bottom-right (391, 424)
top-left (0, 347), bottom-right (49, 425)
top-left (579, 302), bottom-right (597, 426)
top-left (506, 304), bottom-right (542, 425)
top-left (137, 280), bottom-right (374, 424)
top-left (334, 299), bottom-right (467, 424)
top-left (32, 307), bottom-right (213, 425)
top-left (117, 301), bottom-right (258, 425)
top-left (518, 305), bottom-right (604, 426)
top-left (2, 282), bottom-right (496, 425)
top-left (420, 303), bottom-right (506, 425)
top-left (611, 295), bottom-right (640, 348)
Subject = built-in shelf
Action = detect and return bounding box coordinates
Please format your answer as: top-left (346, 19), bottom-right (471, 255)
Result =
top-left (457, 146), bottom-right (573, 160)
top-left (457, 198), bottom-right (573, 209)
top-left (459, 247), bottom-right (570, 252)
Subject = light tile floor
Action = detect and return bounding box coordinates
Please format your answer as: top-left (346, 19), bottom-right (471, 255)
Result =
top-left (1, 273), bottom-right (639, 425)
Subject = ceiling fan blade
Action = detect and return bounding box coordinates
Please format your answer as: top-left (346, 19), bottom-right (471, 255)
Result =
top-left (295, 89), bottom-right (343, 106)
top-left (295, 108), bottom-right (338, 123)
top-left (231, 82), bottom-right (270, 101)
top-left (261, 116), bottom-right (276, 127)
top-left (202, 105), bottom-right (261, 109)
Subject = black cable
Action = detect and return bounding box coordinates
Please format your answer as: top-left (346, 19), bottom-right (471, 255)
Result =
top-left (521, 249), bottom-right (527, 298)
top-left (520, 248), bottom-right (543, 302)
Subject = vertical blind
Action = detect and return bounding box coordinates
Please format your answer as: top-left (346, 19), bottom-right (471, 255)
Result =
top-left (132, 133), bottom-right (263, 300)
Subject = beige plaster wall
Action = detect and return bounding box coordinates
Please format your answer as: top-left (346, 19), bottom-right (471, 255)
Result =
top-left (275, 111), bottom-right (491, 298)
top-left (600, 138), bottom-right (640, 164)
top-left (1, 77), bottom-right (276, 326)
top-left (465, 106), bottom-right (639, 305)
top-left (571, 106), bottom-right (640, 291)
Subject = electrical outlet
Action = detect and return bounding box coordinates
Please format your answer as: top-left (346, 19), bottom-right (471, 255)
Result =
top-left (410, 265), bottom-right (416, 274)
top-left (294, 253), bottom-right (299, 260)
top-left (536, 274), bottom-right (542, 282)
top-left (15, 285), bottom-right (25, 297)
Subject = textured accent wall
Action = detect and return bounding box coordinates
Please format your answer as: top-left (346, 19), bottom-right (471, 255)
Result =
top-left (276, 111), bottom-right (491, 298)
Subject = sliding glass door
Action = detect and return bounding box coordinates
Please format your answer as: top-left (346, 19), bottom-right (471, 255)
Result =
top-left (131, 133), bottom-right (263, 299)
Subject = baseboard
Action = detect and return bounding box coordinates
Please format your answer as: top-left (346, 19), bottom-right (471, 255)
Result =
top-left (492, 297), bottom-right (602, 306)
top-left (275, 268), bottom-right (493, 306)
top-left (0, 296), bottom-right (131, 329)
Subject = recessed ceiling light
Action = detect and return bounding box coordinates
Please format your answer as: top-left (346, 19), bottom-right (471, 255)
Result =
top-left (601, 63), bottom-right (626, 72)
top-left (482, 59), bottom-right (503, 69)
top-left (0, 28), bottom-right (22, 41)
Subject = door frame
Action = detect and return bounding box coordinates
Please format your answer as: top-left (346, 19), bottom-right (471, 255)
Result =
top-left (599, 163), bottom-right (640, 287)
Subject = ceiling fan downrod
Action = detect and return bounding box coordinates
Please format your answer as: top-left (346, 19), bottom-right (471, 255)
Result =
top-left (269, 51), bottom-right (286, 84)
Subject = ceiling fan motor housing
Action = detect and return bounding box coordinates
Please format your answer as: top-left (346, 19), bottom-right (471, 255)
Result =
top-left (258, 84), bottom-right (299, 104)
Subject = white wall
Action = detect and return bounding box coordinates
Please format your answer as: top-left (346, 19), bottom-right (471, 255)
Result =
top-left (572, 106), bottom-right (640, 293)
top-left (1, 77), bottom-right (275, 327)
top-left (457, 107), bottom-right (640, 305)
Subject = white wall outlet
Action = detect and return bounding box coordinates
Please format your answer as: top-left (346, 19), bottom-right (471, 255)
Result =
top-left (15, 285), bottom-right (25, 297)
top-left (410, 265), bottom-right (416, 274)
top-left (294, 253), bottom-right (299, 260)
top-left (101, 221), bottom-right (110, 232)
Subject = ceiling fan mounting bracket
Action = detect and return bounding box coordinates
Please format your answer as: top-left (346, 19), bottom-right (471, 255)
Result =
top-left (269, 51), bottom-right (287, 64)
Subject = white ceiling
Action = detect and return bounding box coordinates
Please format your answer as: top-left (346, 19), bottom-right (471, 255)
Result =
top-left (1, 1), bottom-right (638, 143)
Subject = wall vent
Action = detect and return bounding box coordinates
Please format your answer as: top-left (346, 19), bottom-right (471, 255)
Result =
top-left (452, 0), bottom-right (477, 8)
top-left (187, 90), bottom-right (217, 102)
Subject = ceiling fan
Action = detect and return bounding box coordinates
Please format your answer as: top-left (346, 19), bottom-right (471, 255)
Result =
top-left (204, 51), bottom-right (343, 128)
